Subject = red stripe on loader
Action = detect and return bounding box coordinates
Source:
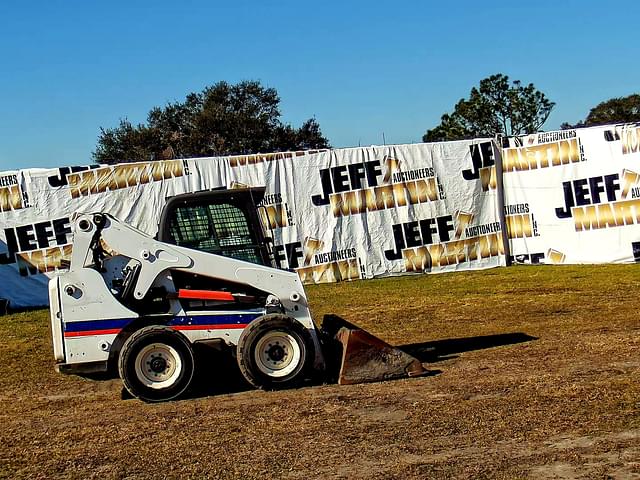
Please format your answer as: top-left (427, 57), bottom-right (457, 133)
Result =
top-left (64, 328), bottom-right (122, 338)
top-left (177, 289), bottom-right (235, 301)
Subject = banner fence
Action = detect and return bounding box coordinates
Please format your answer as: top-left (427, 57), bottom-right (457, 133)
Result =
top-left (1, 122), bottom-right (638, 308)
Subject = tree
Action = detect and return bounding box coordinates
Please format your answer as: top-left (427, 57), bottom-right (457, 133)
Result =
top-left (423, 74), bottom-right (555, 142)
top-left (561, 94), bottom-right (640, 129)
top-left (93, 81), bottom-right (330, 163)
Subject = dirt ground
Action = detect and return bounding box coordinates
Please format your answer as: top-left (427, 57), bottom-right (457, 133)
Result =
top-left (0, 265), bottom-right (639, 479)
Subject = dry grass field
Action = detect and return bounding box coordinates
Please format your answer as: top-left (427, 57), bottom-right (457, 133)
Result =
top-left (0, 264), bottom-right (639, 479)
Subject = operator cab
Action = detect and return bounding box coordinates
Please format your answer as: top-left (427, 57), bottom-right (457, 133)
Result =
top-left (95, 187), bottom-right (275, 315)
top-left (157, 187), bottom-right (273, 267)
top-left (152, 187), bottom-right (275, 313)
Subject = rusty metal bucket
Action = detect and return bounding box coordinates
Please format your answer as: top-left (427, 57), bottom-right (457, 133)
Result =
top-left (320, 315), bottom-right (427, 385)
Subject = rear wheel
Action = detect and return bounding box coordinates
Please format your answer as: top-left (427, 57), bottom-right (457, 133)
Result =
top-left (237, 314), bottom-right (314, 389)
top-left (118, 326), bottom-right (195, 402)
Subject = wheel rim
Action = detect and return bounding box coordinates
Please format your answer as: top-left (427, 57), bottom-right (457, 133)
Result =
top-left (134, 343), bottom-right (183, 389)
top-left (254, 330), bottom-right (303, 378)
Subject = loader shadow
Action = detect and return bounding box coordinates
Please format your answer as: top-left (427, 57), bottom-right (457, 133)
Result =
top-left (187, 347), bottom-right (256, 399)
top-left (184, 333), bottom-right (537, 400)
top-left (398, 332), bottom-right (537, 364)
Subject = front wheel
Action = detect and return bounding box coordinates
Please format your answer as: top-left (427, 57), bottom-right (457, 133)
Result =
top-left (237, 314), bottom-right (314, 390)
top-left (118, 326), bottom-right (195, 402)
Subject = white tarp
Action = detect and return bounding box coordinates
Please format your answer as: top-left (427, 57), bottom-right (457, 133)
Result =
top-left (502, 124), bottom-right (640, 265)
top-left (0, 139), bottom-right (504, 308)
top-left (222, 141), bottom-right (506, 283)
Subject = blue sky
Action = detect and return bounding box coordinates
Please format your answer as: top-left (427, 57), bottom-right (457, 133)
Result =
top-left (1, 0), bottom-right (638, 171)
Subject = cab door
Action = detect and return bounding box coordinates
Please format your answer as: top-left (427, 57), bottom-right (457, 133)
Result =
top-left (157, 188), bottom-right (272, 266)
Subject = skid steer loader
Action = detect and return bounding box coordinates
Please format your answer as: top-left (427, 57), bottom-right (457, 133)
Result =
top-left (48, 187), bottom-right (425, 402)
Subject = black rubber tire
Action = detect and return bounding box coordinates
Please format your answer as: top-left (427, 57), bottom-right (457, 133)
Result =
top-left (237, 314), bottom-right (314, 390)
top-left (118, 325), bottom-right (195, 403)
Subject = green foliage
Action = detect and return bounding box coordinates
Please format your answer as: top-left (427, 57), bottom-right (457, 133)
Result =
top-left (93, 81), bottom-right (330, 164)
top-left (93, 120), bottom-right (162, 163)
top-left (562, 93), bottom-right (640, 129)
top-left (423, 74), bottom-right (555, 142)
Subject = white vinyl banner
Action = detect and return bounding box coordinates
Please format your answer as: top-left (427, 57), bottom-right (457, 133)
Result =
top-left (0, 139), bottom-right (505, 308)
top-left (0, 160), bottom-right (200, 307)
top-left (222, 142), bottom-right (506, 283)
top-left (502, 123), bottom-right (640, 264)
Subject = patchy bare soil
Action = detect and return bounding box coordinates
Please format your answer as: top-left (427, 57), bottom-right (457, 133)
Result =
top-left (0, 265), bottom-right (639, 479)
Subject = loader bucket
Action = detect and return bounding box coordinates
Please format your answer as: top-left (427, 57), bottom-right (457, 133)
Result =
top-left (320, 315), bottom-right (427, 385)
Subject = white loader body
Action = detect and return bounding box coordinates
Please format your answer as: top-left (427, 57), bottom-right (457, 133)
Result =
top-left (49, 212), bottom-right (324, 399)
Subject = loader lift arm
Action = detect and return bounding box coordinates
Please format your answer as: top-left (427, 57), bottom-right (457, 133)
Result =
top-left (72, 211), bottom-right (306, 319)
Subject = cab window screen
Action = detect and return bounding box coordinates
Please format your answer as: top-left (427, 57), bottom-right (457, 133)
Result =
top-left (169, 203), bottom-right (261, 264)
